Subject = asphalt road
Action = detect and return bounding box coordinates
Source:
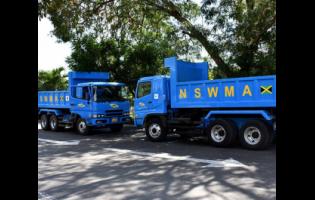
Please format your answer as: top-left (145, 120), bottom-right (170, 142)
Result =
top-left (38, 124), bottom-right (276, 200)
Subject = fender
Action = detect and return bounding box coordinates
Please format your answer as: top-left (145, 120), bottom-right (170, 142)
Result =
top-left (38, 109), bottom-right (64, 116)
top-left (143, 114), bottom-right (168, 127)
top-left (204, 110), bottom-right (274, 121)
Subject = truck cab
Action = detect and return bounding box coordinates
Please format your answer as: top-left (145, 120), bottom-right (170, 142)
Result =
top-left (71, 82), bottom-right (130, 133)
top-left (134, 76), bottom-right (169, 128)
top-left (38, 71), bottom-right (130, 134)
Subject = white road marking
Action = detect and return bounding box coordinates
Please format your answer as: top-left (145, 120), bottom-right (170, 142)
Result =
top-left (38, 191), bottom-right (56, 200)
top-left (38, 138), bottom-right (80, 145)
top-left (104, 148), bottom-right (250, 168)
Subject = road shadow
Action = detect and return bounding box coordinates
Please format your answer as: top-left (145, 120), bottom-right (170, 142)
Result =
top-left (38, 140), bottom-right (276, 200)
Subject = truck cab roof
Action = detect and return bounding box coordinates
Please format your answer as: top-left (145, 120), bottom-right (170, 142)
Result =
top-left (138, 75), bottom-right (170, 82)
top-left (77, 82), bottom-right (125, 87)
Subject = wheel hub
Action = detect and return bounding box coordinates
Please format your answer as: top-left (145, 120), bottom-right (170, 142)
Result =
top-left (148, 124), bottom-right (161, 138)
top-left (244, 127), bottom-right (261, 145)
top-left (79, 121), bottom-right (86, 131)
top-left (41, 116), bottom-right (47, 127)
top-left (41, 120), bottom-right (46, 127)
top-left (211, 125), bottom-right (226, 143)
top-left (51, 119), bottom-right (56, 129)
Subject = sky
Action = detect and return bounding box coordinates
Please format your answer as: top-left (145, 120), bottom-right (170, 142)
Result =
top-left (38, 18), bottom-right (71, 72)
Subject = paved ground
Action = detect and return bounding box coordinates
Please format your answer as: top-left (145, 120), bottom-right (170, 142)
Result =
top-left (38, 124), bottom-right (276, 200)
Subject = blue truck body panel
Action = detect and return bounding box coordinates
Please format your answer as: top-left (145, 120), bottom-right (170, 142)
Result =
top-left (38, 91), bottom-right (70, 109)
top-left (164, 57), bottom-right (276, 109)
top-left (38, 72), bottom-right (130, 128)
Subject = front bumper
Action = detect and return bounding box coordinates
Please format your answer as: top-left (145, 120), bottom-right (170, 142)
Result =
top-left (87, 116), bottom-right (131, 127)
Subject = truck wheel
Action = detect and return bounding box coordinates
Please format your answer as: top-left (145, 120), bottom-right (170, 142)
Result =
top-left (145, 118), bottom-right (167, 142)
top-left (40, 114), bottom-right (50, 130)
top-left (207, 119), bottom-right (237, 147)
top-left (76, 119), bottom-right (89, 135)
top-left (110, 124), bottom-right (123, 132)
top-left (49, 115), bottom-right (60, 131)
top-left (239, 120), bottom-right (273, 150)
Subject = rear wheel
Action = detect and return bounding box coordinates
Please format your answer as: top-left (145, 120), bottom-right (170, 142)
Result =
top-left (110, 124), bottom-right (123, 132)
top-left (145, 118), bottom-right (167, 142)
top-left (207, 119), bottom-right (237, 147)
top-left (40, 114), bottom-right (50, 130)
top-left (49, 115), bottom-right (60, 131)
top-left (76, 119), bottom-right (89, 135)
top-left (239, 120), bottom-right (273, 150)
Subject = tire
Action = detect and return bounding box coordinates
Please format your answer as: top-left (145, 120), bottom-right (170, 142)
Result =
top-left (76, 118), bottom-right (90, 135)
top-left (40, 114), bottom-right (50, 130)
top-left (110, 124), bottom-right (123, 132)
top-left (49, 115), bottom-right (60, 131)
top-left (207, 119), bottom-right (238, 147)
top-left (239, 119), bottom-right (273, 150)
top-left (145, 118), bottom-right (167, 142)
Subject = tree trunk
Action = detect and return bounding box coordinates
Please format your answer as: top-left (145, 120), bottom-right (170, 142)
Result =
top-left (156, 0), bottom-right (232, 77)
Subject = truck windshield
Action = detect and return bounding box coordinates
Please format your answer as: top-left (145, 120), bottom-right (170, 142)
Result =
top-left (93, 86), bottom-right (127, 102)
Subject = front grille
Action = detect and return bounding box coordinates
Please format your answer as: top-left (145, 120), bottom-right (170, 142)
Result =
top-left (106, 110), bottom-right (123, 116)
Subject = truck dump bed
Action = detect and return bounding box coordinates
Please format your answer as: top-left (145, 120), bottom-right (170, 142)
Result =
top-left (38, 91), bottom-right (70, 109)
top-left (164, 57), bottom-right (276, 109)
top-left (38, 71), bottom-right (110, 109)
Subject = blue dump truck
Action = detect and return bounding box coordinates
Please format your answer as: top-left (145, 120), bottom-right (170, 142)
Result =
top-left (38, 72), bottom-right (130, 135)
top-left (134, 57), bottom-right (276, 150)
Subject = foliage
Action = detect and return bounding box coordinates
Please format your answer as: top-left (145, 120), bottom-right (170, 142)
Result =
top-left (66, 35), bottom-right (175, 95)
top-left (201, 0), bottom-right (276, 77)
top-left (38, 67), bottom-right (68, 91)
top-left (39, 0), bottom-right (276, 78)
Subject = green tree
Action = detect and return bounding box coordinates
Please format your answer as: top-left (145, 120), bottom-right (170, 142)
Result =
top-left (66, 35), bottom-right (174, 95)
top-left (38, 67), bottom-right (68, 91)
top-left (39, 0), bottom-right (275, 78)
top-left (201, 0), bottom-right (276, 77)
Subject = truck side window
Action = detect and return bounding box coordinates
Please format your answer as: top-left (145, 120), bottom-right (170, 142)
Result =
top-left (74, 86), bottom-right (89, 100)
top-left (82, 87), bottom-right (89, 100)
top-left (137, 82), bottom-right (151, 98)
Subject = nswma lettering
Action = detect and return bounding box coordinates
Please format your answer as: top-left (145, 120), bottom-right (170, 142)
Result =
top-left (179, 85), bottom-right (253, 99)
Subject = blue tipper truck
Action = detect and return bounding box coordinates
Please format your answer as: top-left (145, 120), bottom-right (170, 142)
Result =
top-left (134, 57), bottom-right (276, 150)
top-left (38, 72), bottom-right (130, 134)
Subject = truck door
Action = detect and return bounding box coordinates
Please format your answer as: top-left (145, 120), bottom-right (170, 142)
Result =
top-left (134, 78), bottom-right (168, 127)
top-left (70, 86), bottom-right (92, 119)
top-left (134, 81), bottom-right (153, 126)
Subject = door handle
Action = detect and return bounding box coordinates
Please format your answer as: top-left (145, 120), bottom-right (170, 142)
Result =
top-left (148, 101), bottom-right (152, 104)
top-left (70, 103), bottom-right (75, 106)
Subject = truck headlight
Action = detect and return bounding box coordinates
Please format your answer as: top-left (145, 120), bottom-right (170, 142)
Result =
top-left (92, 114), bottom-right (105, 118)
top-left (124, 112), bottom-right (130, 116)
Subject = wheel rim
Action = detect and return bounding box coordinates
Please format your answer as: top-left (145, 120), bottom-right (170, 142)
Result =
top-left (41, 116), bottom-right (47, 127)
top-left (148, 123), bottom-right (161, 138)
top-left (78, 121), bottom-right (87, 132)
top-left (244, 126), bottom-right (261, 145)
top-left (50, 117), bottom-right (57, 129)
top-left (210, 125), bottom-right (226, 143)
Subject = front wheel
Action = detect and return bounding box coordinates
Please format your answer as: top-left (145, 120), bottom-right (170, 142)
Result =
top-left (145, 118), bottom-right (167, 142)
top-left (110, 124), bottom-right (123, 132)
top-left (40, 114), bottom-right (50, 130)
top-left (239, 120), bottom-right (273, 150)
top-left (76, 119), bottom-right (89, 135)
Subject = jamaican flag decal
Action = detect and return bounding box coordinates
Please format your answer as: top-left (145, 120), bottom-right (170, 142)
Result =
top-left (260, 85), bottom-right (272, 94)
